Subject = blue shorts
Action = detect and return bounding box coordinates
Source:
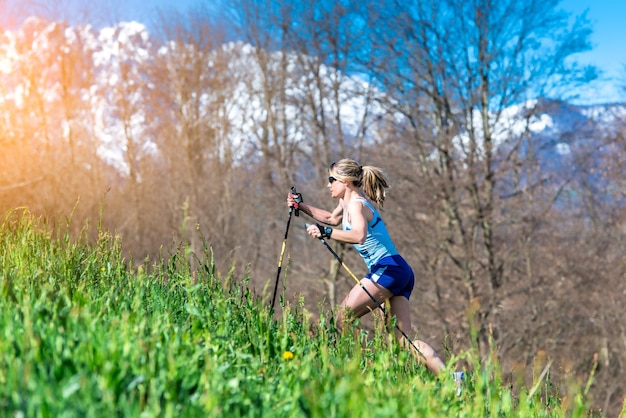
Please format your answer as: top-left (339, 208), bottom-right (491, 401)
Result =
top-left (365, 255), bottom-right (414, 300)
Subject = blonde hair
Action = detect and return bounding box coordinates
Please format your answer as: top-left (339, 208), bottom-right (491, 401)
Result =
top-left (329, 158), bottom-right (389, 208)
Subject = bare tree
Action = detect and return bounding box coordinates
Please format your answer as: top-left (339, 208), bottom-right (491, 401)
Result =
top-left (147, 8), bottom-right (242, 265)
top-left (365, 0), bottom-right (596, 354)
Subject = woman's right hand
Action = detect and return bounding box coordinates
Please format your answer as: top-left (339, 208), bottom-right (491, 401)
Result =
top-left (287, 191), bottom-right (302, 210)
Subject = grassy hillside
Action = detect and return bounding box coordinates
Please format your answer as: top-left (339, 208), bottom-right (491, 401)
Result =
top-left (0, 210), bottom-right (601, 417)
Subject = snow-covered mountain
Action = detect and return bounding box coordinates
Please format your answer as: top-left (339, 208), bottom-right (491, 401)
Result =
top-left (2, 17), bottom-right (625, 185)
top-left (0, 17), bottom-right (390, 175)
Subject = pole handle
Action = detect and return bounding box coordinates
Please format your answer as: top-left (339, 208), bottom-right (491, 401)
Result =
top-left (291, 186), bottom-right (302, 216)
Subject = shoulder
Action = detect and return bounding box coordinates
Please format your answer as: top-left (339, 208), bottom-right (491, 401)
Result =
top-left (347, 196), bottom-right (366, 208)
top-left (351, 196), bottom-right (375, 210)
top-left (348, 197), bottom-right (374, 218)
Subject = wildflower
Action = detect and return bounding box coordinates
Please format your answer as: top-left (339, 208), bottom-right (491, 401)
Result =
top-left (282, 351), bottom-right (294, 360)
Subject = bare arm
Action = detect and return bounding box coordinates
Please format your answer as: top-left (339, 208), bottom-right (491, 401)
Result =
top-left (305, 198), bottom-right (371, 244)
top-left (326, 199), bottom-right (369, 244)
top-left (288, 193), bottom-right (343, 226)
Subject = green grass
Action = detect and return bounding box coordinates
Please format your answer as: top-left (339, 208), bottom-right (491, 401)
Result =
top-left (0, 210), bottom-right (599, 417)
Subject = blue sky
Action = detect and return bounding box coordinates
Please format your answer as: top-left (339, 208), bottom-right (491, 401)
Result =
top-left (560, 0), bottom-right (626, 103)
top-left (7, 0), bottom-right (626, 104)
top-left (109, 0), bottom-right (626, 104)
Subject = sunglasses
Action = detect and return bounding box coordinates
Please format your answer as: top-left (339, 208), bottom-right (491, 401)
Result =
top-left (328, 176), bottom-right (338, 184)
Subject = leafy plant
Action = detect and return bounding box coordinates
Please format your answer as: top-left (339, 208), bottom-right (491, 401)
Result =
top-left (0, 210), bottom-right (591, 417)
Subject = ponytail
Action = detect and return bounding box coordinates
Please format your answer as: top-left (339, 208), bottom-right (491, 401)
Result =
top-left (361, 165), bottom-right (388, 209)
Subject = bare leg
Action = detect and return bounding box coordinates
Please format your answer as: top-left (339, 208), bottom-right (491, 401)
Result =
top-left (389, 295), bottom-right (446, 376)
top-left (336, 279), bottom-right (393, 334)
top-left (336, 280), bottom-right (446, 377)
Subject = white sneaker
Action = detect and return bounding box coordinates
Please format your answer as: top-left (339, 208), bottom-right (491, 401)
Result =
top-left (453, 371), bottom-right (465, 396)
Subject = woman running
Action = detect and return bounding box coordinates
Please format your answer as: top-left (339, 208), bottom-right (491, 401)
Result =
top-left (287, 158), bottom-right (450, 376)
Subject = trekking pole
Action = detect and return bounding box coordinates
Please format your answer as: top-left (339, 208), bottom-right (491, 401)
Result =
top-left (306, 223), bottom-right (423, 358)
top-left (270, 186), bottom-right (302, 311)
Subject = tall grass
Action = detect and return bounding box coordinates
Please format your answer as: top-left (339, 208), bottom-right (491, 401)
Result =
top-left (0, 210), bottom-right (598, 417)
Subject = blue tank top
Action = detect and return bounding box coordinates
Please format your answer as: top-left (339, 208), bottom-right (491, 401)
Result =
top-left (342, 197), bottom-right (398, 270)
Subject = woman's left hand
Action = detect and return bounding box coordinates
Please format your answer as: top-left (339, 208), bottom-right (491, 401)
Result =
top-left (306, 223), bottom-right (321, 238)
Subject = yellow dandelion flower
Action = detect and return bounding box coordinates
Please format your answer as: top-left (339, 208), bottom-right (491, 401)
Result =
top-left (282, 351), bottom-right (294, 360)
